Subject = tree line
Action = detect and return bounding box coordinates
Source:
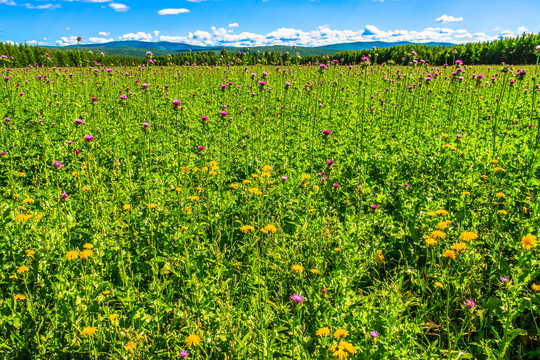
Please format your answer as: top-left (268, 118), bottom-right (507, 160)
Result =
top-left (1, 33), bottom-right (539, 68)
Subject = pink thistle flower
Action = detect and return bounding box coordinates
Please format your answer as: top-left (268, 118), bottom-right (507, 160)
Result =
top-left (84, 135), bottom-right (94, 142)
top-left (290, 294), bottom-right (304, 303)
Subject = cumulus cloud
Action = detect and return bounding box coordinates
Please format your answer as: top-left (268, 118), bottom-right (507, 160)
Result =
top-left (98, 31), bottom-right (110, 36)
top-left (23, 3), bottom-right (61, 9)
top-left (89, 37), bottom-right (114, 43)
top-left (228, 23), bottom-right (239, 28)
top-left (109, 2), bottom-right (128, 11)
top-left (56, 36), bottom-right (79, 46)
top-left (158, 8), bottom-right (190, 15)
top-left (435, 15), bottom-right (463, 23)
top-left (64, 0), bottom-right (112, 2)
top-left (118, 32), bottom-right (154, 41)
top-left (0, 0), bottom-right (17, 6)
top-left (517, 26), bottom-right (528, 33)
top-left (26, 40), bottom-right (48, 45)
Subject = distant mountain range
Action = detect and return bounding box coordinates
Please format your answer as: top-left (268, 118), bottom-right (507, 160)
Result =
top-left (46, 40), bottom-right (455, 58)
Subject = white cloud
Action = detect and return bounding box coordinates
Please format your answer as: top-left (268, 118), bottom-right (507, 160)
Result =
top-left (228, 23), bottom-right (238, 28)
top-left (64, 0), bottom-right (112, 2)
top-left (158, 8), bottom-right (190, 15)
top-left (89, 37), bottom-right (114, 43)
top-left (23, 3), bottom-right (61, 9)
top-left (435, 15), bottom-right (463, 23)
top-left (187, 0), bottom-right (208, 2)
top-left (118, 32), bottom-right (154, 41)
top-left (517, 26), bottom-right (528, 33)
top-left (56, 36), bottom-right (79, 46)
top-left (0, 0), bottom-right (17, 6)
top-left (109, 2), bottom-right (128, 11)
top-left (98, 31), bottom-right (110, 36)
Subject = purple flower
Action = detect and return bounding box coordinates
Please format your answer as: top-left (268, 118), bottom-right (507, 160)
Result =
top-left (142, 122), bottom-right (150, 128)
top-left (333, 184), bottom-right (339, 189)
top-left (465, 299), bottom-right (476, 309)
top-left (281, 175), bottom-right (288, 181)
top-left (4, 117), bottom-right (11, 122)
top-left (60, 192), bottom-right (69, 199)
top-left (84, 135), bottom-right (94, 142)
top-left (321, 288), bottom-right (327, 294)
top-left (220, 111), bottom-right (228, 117)
top-left (172, 100), bottom-right (181, 108)
top-left (142, 83), bottom-right (149, 88)
top-left (120, 95), bottom-right (127, 100)
top-left (53, 161), bottom-right (64, 169)
top-left (370, 331), bottom-right (380, 338)
top-left (319, 64), bottom-right (327, 70)
top-left (259, 80), bottom-right (267, 86)
top-left (290, 294), bottom-right (304, 303)
top-left (180, 350), bottom-right (189, 358)
top-left (323, 129), bottom-right (332, 136)
top-left (403, 183), bottom-right (409, 187)
top-left (326, 159), bottom-right (334, 166)
top-left (536, 45), bottom-right (540, 50)
top-left (91, 97), bottom-right (98, 102)
top-left (75, 118), bottom-right (84, 125)
top-left (1, 151), bottom-right (7, 156)
top-left (500, 277), bottom-right (509, 283)
top-left (198, 146), bottom-right (205, 151)
top-left (371, 205), bottom-right (378, 210)
top-left (321, 177), bottom-right (327, 181)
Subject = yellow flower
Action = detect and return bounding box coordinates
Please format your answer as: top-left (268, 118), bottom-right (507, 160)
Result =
top-left (17, 266), bottom-right (29, 274)
top-left (209, 171), bottom-right (218, 176)
top-left (80, 249), bottom-right (93, 259)
top-left (425, 237), bottom-right (437, 246)
top-left (9, 275), bottom-right (18, 280)
top-left (442, 133), bottom-right (449, 137)
top-left (175, 187), bottom-right (181, 192)
top-left (66, 250), bottom-right (79, 260)
top-left (443, 250), bottom-right (456, 259)
top-left (81, 186), bottom-right (91, 191)
top-left (251, 173), bottom-right (259, 178)
top-left (431, 230), bottom-right (446, 240)
top-left (262, 165), bottom-right (273, 171)
top-left (190, 196), bottom-right (200, 202)
top-left (435, 281), bottom-right (443, 288)
top-left (427, 211), bottom-right (436, 217)
top-left (209, 161), bottom-right (218, 167)
top-left (292, 265), bottom-right (304, 273)
top-left (339, 341), bottom-right (356, 354)
top-left (316, 327), bottom-right (330, 337)
top-left (101, 290), bottom-right (110, 295)
top-left (125, 341), bottom-right (137, 351)
top-left (462, 191), bottom-right (470, 196)
top-left (34, 214), bottom-right (42, 221)
top-left (201, 167), bottom-right (209, 172)
top-left (495, 192), bottom-right (506, 198)
top-left (460, 231), bottom-right (478, 242)
top-left (451, 242), bottom-right (467, 252)
top-left (493, 167), bottom-right (504, 172)
top-left (435, 209), bottom-right (449, 216)
top-left (72, 171), bottom-right (78, 176)
top-left (19, 172), bottom-right (26, 177)
top-left (260, 224), bottom-right (277, 234)
top-left (310, 269), bottom-right (320, 274)
top-left (261, 172), bottom-right (271, 178)
top-left (532, 284), bottom-right (540, 291)
top-left (313, 185), bottom-right (320, 191)
top-left (332, 348), bottom-right (348, 360)
top-left (491, 159), bottom-right (499, 164)
top-left (146, 203), bottom-right (158, 209)
top-left (14, 294), bottom-right (27, 301)
top-left (26, 250), bottom-right (35, 258)
top-left (302, 174), bottom-right (311, 180)
top-left (196, 187), bottom-right (202, 192)
top-left (184, 208), bottom-right (192, 214)
top-left (81, 327), bottom-right (98, 337)
top-left (375, 250), bottom-right (384, 263)
top-left (334, 329), bottom-right (349, 339)
top-left (181, 167), bottom-right (190, 172)
top-left (229, 183), bottom-right (238, 189)
top-left (13, 194), bottom-right (19, 199)
top-left (242, 179), bottom-right (252, 184)
top-left (123, 204), bottom-right (132, 210)
top-left (83, 243), bottom-right (93, 250)
top-left (481, 175), bottom-right (488, 179)
top-left (436, 221), bottom-right (449, 230)
top-left (23, 198), bottom-right (34, 204)
top-left (185, 334), bottom-right (201, 347)
top-left (248, 187), bottom-right (263, 195)
top-left (522, 233), bottom-right (537, 250)
top-left (335, 247), bottom-right (341, 252)
top-left (498, 210), bottom-right (507, 215)
top-left (109, 314), bottom-right (119, 321)
top-left (240, 225), bottom-right (254, 233)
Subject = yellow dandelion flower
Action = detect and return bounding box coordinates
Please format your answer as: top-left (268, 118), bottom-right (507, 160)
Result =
top-left (196, 187), bottom-right (202, 192)
top-left (125, 341), bottom-right (137, 351)
top-left (436, 221), bottom-right (449, 230)
top-left (123, 204), bottom-right (132, 210)
top-left (66, 250), bottom-right (79, 260)
top-left (34, 214), bottom-right (42, 221)
top-left (442, 133), bottom-right (449, 137)
top-left (23, 198), bottom-right (34, 204)
top-left (302, 174), bottom-right (311, 180)
top-left (451, 242), bottom-right (467, 252)
top-left (460, 231), bottom-right (478, 242)
top-left (443, 250), bottom-right (456, 259)
top-left (435, 209), bottom-right (449, 216)
top-left (292, 265), bottom-right (304, 273)
top-left (242, 179), bottom-right (252, 184)
top-left (260, 224), bottom-right (277, 233)
top-left (229, 183), bottom-right (238, 189)
top-left (80, 249), bottom-right (93, 259)
top-left (481, 175), bottom-right (489, 179)
top-left (493, 167), bottom-right (504, 172)
top-left (146, 203), bottom-right (158, 209)
top-left (316, 327), bottom-right (330, 337)
top-left (251, 173), bottom-right (259, 178)
top-left (190, 196), bottom-right (200, 202)
top-left (83, 243), bottom-right (93, 250)
top-left (427, 211), bottom-right (436, 217)
top-left (334, 329), bottom-right (349, 339)
top-left (181, 167), bottom-right (190, 173)
top-left (185, 334), bottom-right (201, 347)
top-left (491, 159), bottom-right (499, 164)
top-left (431, 230), bottom-right (446, 240)
top-left (19, 172), bottom-right (26, 177)
top-left (72, 171), bottom-right (78, 176)
top-left (495, 192), bottom-right (506, 198)
top-left (425, 237), bottom-right (437, 246)
top-left (209, 161), bottom-right (218, 167)
top-left (9, 275), bottom-right (17, 280)
top-left (332, 348), bottom-right (348, 360)
top-left (26, 250), bottom-right (35, 258)
top-left (101, 290), bottom-right (110, 295)
top-left (17, 266), bottom-right (29, 274)
top-left (339, 341), bottom-right (356, 354)
top-left (240, 225), bottom-right (255, 233)
top-left (267, 181), bottom-right (274, 185)
top-left (14, 294), bottom-right (27, 301)
top-left (81, 327), bottom-right (98, 337)
top-left (209, 171), bottom-right (218, 176)
top-left (313, 185), bottom-right (320, 190)
top-left (498, 210), bottom-right (507, 215)
top-left (201, 167), bottom-right (209, 172)
top-left (81, 186), bottom-right (91, 192)
top-left (175, 187), bottom-right (181, 192)
top-left (462, 191), bottom-right (470, 196)
top-left (524, 207), bottom-right (528, 213)
top-left (248, 187), bottom-right (263, 195)
top-left (184, 208), bottom-right (192, 214)
top-left (262, 165), bottom-right (273, 171)
top-left (532, 283), bottom-right (540, 291)
top-left (109, 314), bottom-right (119, 321)
top-left (522, 233), bottom-right (537, 250)
top-left (435, 281), bottom-right (443, 288)
top-left (335, 247), bottom-right (341, 252)
top-left (310, 269), bottom-right (320, 274)
top-left (526, 196), bottom-right (531, 201)
top-left (261, 172), bottom-right (271, 178)
top-left (375, 250), bottom-right (384, 263)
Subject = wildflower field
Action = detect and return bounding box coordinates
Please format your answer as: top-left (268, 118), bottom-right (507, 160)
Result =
top-left (1, 57), bottom-right (540, 359)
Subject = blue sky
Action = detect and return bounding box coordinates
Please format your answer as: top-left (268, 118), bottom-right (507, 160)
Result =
top-left (1, 0), bottom-right (539, 47)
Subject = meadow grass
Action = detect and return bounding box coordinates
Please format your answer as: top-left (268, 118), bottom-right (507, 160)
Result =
top-left (1, 60), bottom-right (540, 359)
